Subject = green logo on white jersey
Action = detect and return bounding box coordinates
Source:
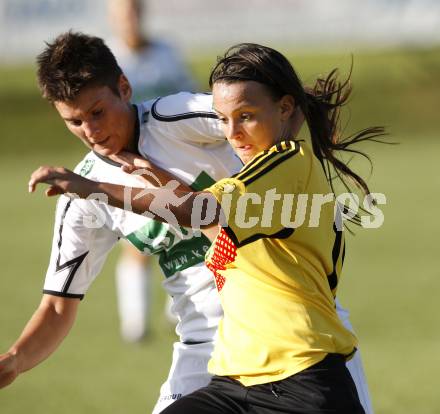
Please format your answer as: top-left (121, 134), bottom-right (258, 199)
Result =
top-left (125, 171), bottom-right (216, 277)
top-left (80, 159), bottom-right (95, 177)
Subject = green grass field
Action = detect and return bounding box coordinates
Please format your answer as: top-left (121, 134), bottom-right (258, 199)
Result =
top-left (1, 47), bottom-right (439, 413)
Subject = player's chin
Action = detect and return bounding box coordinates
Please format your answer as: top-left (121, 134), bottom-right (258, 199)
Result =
top-left (93, 145), bottom-right (118, 157)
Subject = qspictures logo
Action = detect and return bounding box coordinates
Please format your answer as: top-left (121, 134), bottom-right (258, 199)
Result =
top-left (76, 167), bottom-right (386, 238)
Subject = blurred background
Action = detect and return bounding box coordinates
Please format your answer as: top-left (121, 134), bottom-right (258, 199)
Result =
top-left (0, 0), bottom-right (439, 413)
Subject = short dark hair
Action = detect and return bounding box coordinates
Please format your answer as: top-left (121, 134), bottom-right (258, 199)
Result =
top-left (36, 31), bottom-right (123, 102)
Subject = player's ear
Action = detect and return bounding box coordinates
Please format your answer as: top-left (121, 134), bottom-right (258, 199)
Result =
top-left (279, 95), bottom-right (295, 121)
top-left (118, 74), bottom-right (132, 102)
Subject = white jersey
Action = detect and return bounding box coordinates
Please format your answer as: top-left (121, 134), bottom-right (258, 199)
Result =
top-left (43, 92), bottom-right (243, 344)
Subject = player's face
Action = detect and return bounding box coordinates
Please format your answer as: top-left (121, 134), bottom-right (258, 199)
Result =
top-left (54, 75), bottom-right (136, 157)
top-left (212, 81), bottom-right (294, 164)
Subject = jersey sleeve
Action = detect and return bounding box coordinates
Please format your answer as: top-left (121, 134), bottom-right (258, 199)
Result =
top-left (148, 92), bottom-right (225, 145)
top-left (206, 141), bottom-right (307, 247)
top-left (43, 195), bottom-right (119, 299)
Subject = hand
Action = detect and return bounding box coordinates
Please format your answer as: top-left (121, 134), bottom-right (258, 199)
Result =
top-left (0, 351), bottom-right (19, 389)
top-left (110, 151), bottom-right (191, 191)
top-left (109, 151), bottom-right (153, 170)
top-left (109, 151), bottom-right (160, 185)
top-left (28, 166), bottom-right (96, 197)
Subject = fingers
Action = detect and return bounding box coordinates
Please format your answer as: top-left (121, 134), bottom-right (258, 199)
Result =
top-left (117, 150), bottom-right (152, 168)
top-left (0, 352), bottom-right (18, 389)
top-left (45, 186), bottom-right (63, 197)
top-left (108, 153), bottom-right (131, 167)
top-left (121, 164), bottom-right (138, 174)
top-left (110, 151), bottom-right (138, 166)
top-left (28, 166), bottom-right (66, 193)
top-left (28, 166), bottom-right (52, 193)
top-left (132, 157), bottom-right (152, 168)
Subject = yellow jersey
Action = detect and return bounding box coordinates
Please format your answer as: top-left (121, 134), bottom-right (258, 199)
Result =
top-left (205, 140), bottom-right (357, 386)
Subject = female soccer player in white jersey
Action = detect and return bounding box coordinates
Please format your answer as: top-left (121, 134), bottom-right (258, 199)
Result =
top-left (29, 42), bottom-right (385, 413)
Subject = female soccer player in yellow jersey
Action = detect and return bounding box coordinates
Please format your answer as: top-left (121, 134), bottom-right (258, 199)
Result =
top-left (30, 43), bottom-right (385, 413)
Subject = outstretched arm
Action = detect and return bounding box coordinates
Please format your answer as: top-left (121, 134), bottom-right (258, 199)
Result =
top-left (108, 151), bottom-right (193, 192)
top-left (28, 166), bottom-right (221, 229)
top-left (0, 294), bottom-right (79, 389)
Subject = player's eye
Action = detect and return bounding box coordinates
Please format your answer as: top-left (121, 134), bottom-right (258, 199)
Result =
top-left (69, 119), bottom-right (82, 127)
top-left (217, 116), bottom-right (228, 124)
top-left (241, 113), bottom-right (252, 121)
top-left (92, 109), bottom-right (103, 117)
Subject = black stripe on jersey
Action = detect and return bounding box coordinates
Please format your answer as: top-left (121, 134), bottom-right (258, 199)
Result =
top-left (234, 141), bottom-right (300, 185)
top-left (241, 145), bottom-right (301, 187)
top-left (237, 140), bottom-right (301, 177)
top-left (42, 290), bottom-right (84, 300)
top-left (345, 347), bottom-right (357, 360)
top-left (231, 150), bottom-right (270, 179)
top-left (54, 199), bottom-right (89, 297)
top-left (224, 225), bottom-right (294, 248)
top-left (327, 223), bottom-right (344, 292)
top-left (151, 97), bottom-right (218, 122)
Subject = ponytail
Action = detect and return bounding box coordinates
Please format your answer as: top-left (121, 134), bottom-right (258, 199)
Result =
top-left (302, 69), bottom-right (386, 221)
top-left (209, 43), bottom-right (387, 224)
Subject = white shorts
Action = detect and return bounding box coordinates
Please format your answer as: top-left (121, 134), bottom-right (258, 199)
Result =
top-left (152, 301), bottom-right (374, 414)
top-left (151, 341), bottom-right (214, 414)
top-left (336, 299), bottom-right (374, 414)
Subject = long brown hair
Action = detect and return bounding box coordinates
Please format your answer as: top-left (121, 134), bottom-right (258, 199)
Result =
top-left (209, 43), bottom-right (386, 223)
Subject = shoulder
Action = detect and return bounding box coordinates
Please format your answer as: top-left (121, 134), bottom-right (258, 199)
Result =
top-left (138, 93), bottom-right (225, 145)
top-left (147, 92), bottom-right (215, 122)
top-left (73, 152), bottom-right (100, 176)
top-left (234, 140), bottom-right (309, 187)
top-left (73, 151), bottom-right (121, 180)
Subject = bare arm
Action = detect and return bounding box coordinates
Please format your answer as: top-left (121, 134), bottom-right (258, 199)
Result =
top-left (108, 151), bottom-right (193, 192)
top-left (28, 166), bottom-right (221, 229)
top-left (0, 294), bottom-right (79, 389)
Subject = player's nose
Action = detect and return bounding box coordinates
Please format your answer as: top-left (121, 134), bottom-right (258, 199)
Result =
top-left (227, 121), bottom-right (243, 141)
top-left (83, 121), bottom-right (102, 142)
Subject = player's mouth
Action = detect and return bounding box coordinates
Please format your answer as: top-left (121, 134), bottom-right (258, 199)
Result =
top-left (237, 144), bottom-right (253, 151)
top-left (95, 136), bottom-right (111, 147)
top-left (233, 145), bottom-right (256, 163)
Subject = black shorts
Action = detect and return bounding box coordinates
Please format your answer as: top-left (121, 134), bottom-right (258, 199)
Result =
top-left (160, 354), bottom-right (365, 414)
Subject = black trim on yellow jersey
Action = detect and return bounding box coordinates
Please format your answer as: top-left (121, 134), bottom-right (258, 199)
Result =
top-left (231, 150), bottom-right (270, 178)
top-left (242, 148), bottom-right (301, 186)
top-left (327, 223), bottom-right (344, 292)
top-left (234, 140), bottom-right (297, 179)
top-left (151, 97), bottom-right (218, 122)
top-left (224, 225), bottom-right (294, 249)
top-left (234, 141), bottom-right (300, 186)
top-left (344, 347), bottom-right (357, 360)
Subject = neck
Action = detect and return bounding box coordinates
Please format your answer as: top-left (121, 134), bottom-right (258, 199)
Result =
top-left (125, 104), bottom-right (139, 153)
top-left (288, 108), bottom-right (305, 139)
